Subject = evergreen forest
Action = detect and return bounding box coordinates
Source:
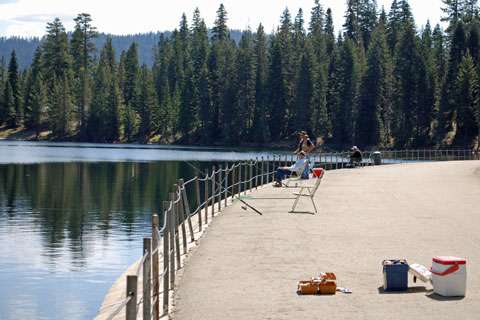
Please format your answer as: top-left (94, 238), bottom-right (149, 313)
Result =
top-left (1, 0), bottom-right (480, 150)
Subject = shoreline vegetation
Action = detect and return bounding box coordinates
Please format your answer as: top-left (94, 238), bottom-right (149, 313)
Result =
top-left (2, 2), bottom-right (480, 151)
top-left (0, 124), bottom-right (303, 149)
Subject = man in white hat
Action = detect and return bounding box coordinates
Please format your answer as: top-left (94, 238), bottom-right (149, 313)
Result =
top-left (347, 146), bottom-right (362, 167)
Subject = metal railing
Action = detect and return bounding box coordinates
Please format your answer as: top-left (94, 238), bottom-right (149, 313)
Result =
top-left (102, 148), bottom-right (479, 320)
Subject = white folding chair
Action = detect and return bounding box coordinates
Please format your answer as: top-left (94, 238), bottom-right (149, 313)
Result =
top-left (289, 169), bottom-right (324, 213)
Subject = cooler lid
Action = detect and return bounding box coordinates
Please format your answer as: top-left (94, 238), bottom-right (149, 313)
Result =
top-left (433, 256), bottom-right (466, 265)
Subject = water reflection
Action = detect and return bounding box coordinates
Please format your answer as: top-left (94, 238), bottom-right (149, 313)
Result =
top-left (0, 160), bottom-right (219, 320)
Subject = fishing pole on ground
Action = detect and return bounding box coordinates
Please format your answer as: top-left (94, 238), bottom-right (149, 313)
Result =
top-left (183, 160), bottom-right (263, 216)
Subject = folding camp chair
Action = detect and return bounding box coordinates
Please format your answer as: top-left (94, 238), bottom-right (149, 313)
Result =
top-left (289, 168), bottom-right (324, 213)
top-left (284, 158), bottom-right (309, 187)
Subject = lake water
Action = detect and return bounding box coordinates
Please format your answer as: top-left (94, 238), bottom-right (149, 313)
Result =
top-left (0, 141), bottom-right (290, 320)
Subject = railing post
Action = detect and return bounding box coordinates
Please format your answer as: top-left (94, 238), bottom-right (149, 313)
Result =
top-left (180, 179), bottom-right (195, 242)
top-left (244, 162), bottom-right (248, 196)
top-left (143, 238), bottom-right (151, 320)
top-left (152, 214), bottom-right (159, 320)
top-left (238, 162), bottom-right (242, 197)
top-left (170, 191), bottom-right (181, 269)
top-left (211, 166), bottom-right (216, 217)
top-left (194, 176), bottom-right (202, 232)
top-left (261, 156), bottom-right (264, 187)
top-left (250, 159), bottom-right (253, 192)
top-left (255, 157), bottom-right (258, 189)
top-left (176, 183), bottom-right (187, 255)
top-left (232, 164), bottom-right (236, 199)
top-left (168, 198), bottom-right (175, 287)
top-left (224, 163), bottom-right (228, 207)
top-left (126, 275), bottom-right (137, 320)
top-left (218, 164), bottom-right (222, 213)
top-left (162, 202), bottom-right (170, 315)
top-left (266, 156), bottom-right (269, 184)
top-left (204, 169), bottom-right (209, 225)
top-left (273, 155), bottom-right (276, 182)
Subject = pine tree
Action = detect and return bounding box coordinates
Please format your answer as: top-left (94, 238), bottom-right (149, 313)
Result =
top-left (277, 8), bottom-right (296, 136)
top-left (3, 81), bottom-right (15, 127)
top-left (252, 24), bottom-right (269, 144)
top-left (235, 28), bottom-right (256, 142)
top-left (440, 21), bottom-right (467, 141)
top-left (324, 8), bottom-right (336, 57)
top-left (441, 0), bottom-right (465, 31)
top-left (344, 0), bottom-right (361, 45)
top-left (43, 18), bottom-right (71, 87)
top-left (208, 4), bottom-right (234, 141)
top-left (42, 18), bottom-right (72, 135)
top-left (463, 0), bottom-right (479, 23)
top-left (330, 37), bottom-right (360, 146)
top-left (432, 24), bottom-right (448, 144)
top-left (28, 74), bottom-right (47, 137)
top-left (24, 47), bottom-right (42, 129)
top-left (220, 37), bottom-right (238, 145)
top-left (293, 48), bottom-right (314, 134)
top-left (190, 8), bottom-right (210, 143)
top-left (24, 47), bottom-right (47, 135)
top-left (123, 43), bottom-right (140, 111)
top-left (392, 17), bottom-right (423, 147)
top-left (456, 50), bottom-right (478, 147)
top-left (357, 21), bottom-right (391, 147)
top-left (467, 22), bottom-right (480, 65)
top-left (50, 73), bottom-right (73, 138)
top-left (387, 0), bottom-right (402, 53)
top-left (267, 38), bottom-right (287, 140)
top-left (417, 22), bottom-right (436, 146)
top-left (6, 50), bottom-right (22, 126)
top-left (309, 0), bottom-right (324, 34)
top-left (137, 64), bottom-right (157, 136)
top-left (170, 82), bottom-right (181, 141)
top-left (211, 4), bottom-right (229, 41)
top-left (86, 63), bottom-right (108, 142)
top-left (70, 13), bottom-right (98, 140)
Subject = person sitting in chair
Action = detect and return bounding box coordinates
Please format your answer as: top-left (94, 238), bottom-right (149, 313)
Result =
top-left (273, 151), bottom-right (307, 187)
top-left (347, 146), bottom-right (362, 168)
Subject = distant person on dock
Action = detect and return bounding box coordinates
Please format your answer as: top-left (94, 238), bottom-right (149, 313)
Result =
top-left (273, 151), bottom-right (307, 187)
top-left (293, 131), bottom-right (314, 178)
top-left (347, 146), bottom-right (362, 168)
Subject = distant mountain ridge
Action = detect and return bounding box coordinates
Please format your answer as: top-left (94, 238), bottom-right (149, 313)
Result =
top-left (0, 30), bottom-right (244, 70)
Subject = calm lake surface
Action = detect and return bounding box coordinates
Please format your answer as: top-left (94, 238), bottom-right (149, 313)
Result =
top-left (0, 141), bottom-right (289, 320)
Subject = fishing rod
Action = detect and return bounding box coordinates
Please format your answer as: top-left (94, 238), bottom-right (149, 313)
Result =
top-left (184, 160), bottom-right (263, 216)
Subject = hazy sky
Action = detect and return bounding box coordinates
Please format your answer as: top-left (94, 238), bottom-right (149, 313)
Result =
top-left (0, 0), bottom-right (446, 38)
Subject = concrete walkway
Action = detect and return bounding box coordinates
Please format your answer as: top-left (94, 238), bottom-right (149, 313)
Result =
top-left (170, 161), bottom-right (480, 320)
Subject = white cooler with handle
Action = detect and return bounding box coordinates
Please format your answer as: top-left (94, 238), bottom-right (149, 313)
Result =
top-left (430, 256), bottom-right (466, 297)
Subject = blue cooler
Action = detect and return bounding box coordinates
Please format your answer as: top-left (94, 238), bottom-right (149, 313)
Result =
top-left (383, 259), bottom-right (408, 291)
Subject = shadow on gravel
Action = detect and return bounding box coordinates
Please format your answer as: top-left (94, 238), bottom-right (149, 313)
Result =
top-left (377, 285), bottom-right (434, 294)
top-left (289, 211), bottom-right (315, 215)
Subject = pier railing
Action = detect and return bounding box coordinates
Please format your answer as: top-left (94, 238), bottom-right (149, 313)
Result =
top-left (101, 148), bottom-right (479, 320)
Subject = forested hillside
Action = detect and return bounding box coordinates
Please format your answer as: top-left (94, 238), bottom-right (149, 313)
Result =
top-left (0, 0), bottom-right (479, 149)
top-left (0, 31), bottom-right (244, 70)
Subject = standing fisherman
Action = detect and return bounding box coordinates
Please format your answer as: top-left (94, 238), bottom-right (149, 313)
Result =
top-left (293, 131), bottom-right (314, 178)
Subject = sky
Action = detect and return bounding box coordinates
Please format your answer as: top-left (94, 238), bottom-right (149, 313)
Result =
top-left (0, 0), bottom-right (447, 38)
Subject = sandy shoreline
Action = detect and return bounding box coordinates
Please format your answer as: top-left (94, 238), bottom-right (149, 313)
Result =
top-left (170, 161), bottom-right (480, 320)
